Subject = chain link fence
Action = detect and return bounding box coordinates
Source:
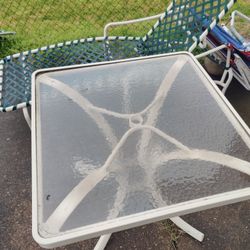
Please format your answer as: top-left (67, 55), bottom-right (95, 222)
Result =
top-left (0, 0), bottom-right (169, 58)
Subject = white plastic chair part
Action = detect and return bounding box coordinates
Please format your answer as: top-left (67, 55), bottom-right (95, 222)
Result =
top-left (203, 38), bottom-right (250, 92)
top-left (230, 10), bottom-right (250, 47)
top-left (195, 44), bottom-right (227, 59)
top-left (103, 13), bottom-right (165, 37)
top-left (94, 234), bottom-right (112, 250)
top-left (198, 38), bottom-right (207, 49)
top-left (0, 30), bottom-right (16, 36)
top-left (103, 2), bottom-right (175, 37)
top-left (234, 54), bottom-right (250, 90)
top-left (215, 47), bottom-right (233, 94)
top-left (215, 67), bottom-right (233, 94)
top-left (23, 106), bottom-right (31, 129)
top-left (196, 44), bottom-right (234, 94)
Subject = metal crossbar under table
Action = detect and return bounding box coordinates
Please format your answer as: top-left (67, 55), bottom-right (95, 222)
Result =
top-left (32, 52), bottom-right (250, 249)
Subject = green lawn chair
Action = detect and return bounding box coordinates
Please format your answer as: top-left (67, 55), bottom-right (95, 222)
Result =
top-left (0, 0), bottom-right (236, 114)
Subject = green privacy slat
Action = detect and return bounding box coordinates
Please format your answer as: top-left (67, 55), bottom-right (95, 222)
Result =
top-left (0, 0), bottom-right (235, 112)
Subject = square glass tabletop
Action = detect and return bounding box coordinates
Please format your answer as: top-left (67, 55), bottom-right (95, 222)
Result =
top-left (32, 52), bottom-right (250, 248)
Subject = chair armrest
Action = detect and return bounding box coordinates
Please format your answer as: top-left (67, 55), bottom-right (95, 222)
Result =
top-left (103, 13), bottom-right (165, 37)
top-left (195, 44), bottom-right (227, 59)
top-left (230, 10), bottom-right (250, 47)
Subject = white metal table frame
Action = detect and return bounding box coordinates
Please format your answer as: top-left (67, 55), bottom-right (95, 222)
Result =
top-left (32, 52), bottom-right (250, 249)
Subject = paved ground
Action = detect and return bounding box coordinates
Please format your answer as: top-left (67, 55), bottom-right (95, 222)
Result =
top-left (0, 80), bottom-right (249, 250)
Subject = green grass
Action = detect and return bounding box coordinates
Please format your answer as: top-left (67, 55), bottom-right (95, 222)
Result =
top-left (229, 0), bottom-right (250, 17)
top-left (0, 0), bottom-right (249, 58)
top-left (223, 0), bottom-right (250, 38)
top-left (0, 0), bottom-right (166, 57)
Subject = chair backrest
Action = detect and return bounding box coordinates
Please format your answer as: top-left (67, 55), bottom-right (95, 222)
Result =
top-left (0, 0), bottom-right (236, 112)
top-left (141, 0), bottom-right (236, 55)
top-left (0, 37), bottom-right (141, 111)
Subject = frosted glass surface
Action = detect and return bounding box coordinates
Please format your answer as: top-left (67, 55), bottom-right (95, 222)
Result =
top-left (34, 54), bottom-right (250, 237)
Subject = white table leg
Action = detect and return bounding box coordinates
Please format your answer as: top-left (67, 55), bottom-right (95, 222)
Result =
top-left (94, 234), bottom-right (112, 250)
top-left (171, 217), bottom-right (204, 242)
top-left (93, 216), bottom-right (204, 250)
top-left (23, 107), bottom-right (31, 129)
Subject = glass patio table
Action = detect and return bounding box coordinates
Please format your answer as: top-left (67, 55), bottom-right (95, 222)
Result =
top-left (31, 52), bottom-right (250, 249)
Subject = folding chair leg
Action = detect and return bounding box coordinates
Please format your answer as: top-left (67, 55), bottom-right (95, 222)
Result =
top-left (234, 54), bottom-right (250, 90)
top-left (94, 234), bottom-right (112, 250)
top-left (23, 107), bottom-right (31, 129)
top-left (212, 46), bottom-right (233, 94)
top-left (215, 68), bottom-right (233, 94)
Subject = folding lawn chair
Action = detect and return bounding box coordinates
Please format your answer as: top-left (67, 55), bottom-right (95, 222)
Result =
top-left (0, 0), bottom-right (236, 116)
top-left (203, 10), bottom-right (250, 93)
